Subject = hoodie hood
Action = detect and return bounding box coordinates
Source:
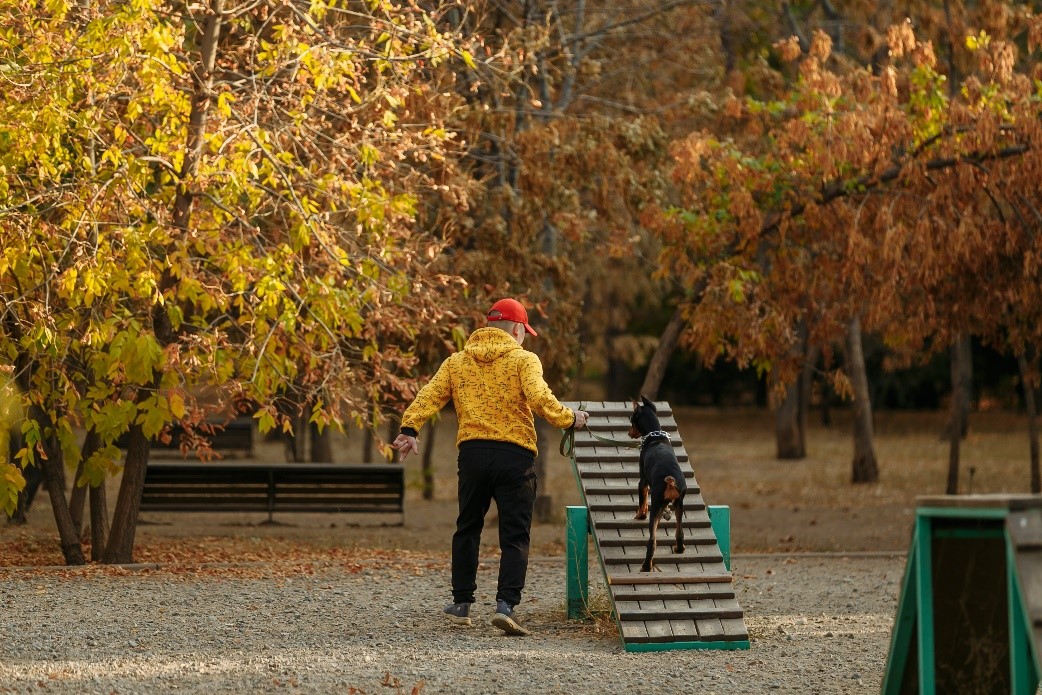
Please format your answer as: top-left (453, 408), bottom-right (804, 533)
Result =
top-left (464, 327), bottom-right (523, 364)
top-left (398, 325), bottom-right (576, 456)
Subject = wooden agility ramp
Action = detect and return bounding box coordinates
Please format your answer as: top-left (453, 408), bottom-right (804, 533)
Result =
top-left (562, 401), bottom-right (749, 651)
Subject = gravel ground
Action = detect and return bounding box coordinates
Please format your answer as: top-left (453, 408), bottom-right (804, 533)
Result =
top-left (0, 552), bottom-right (902, 694)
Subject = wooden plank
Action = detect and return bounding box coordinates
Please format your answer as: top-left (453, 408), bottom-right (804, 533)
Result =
top-left (696, 618), bottom-right (725, 640)
top-left (565, 400), bottom-right (674, 418)
top-left (575, 451), bottom-right (690, 464)
top-left (596, 531), bottom-right (718, 547)
top-left (590, 517), bottom-right (711, 531)
top-left (612, 585), bottom-right (736, 602)
top-left (1009, 508), bottom-right (1042, 549)
top-left (669, 619), bottom-right (700, 640)
top-left (619, 621), bottom-right (650, 642)
top-left (608, 573), bottom-right (733, 585)
top-left (720, 618), bottom-right (750, 641)
top-left (584, 482), bottom-right (698, 495)
top-left (617, 605), bottom-right (744, 621)
top-left (573, 437), bottom-right (684, 451)
top-left (589, 501), bottom-right (707, 513)
top-left (1014, 553), bottom-right (1042, 614)
top-left (643, 620), bottom-right (675, 643)
top-left (600, 547), bottom-right (723, 565)
top-left (579, 471), bottom-right (696, 483)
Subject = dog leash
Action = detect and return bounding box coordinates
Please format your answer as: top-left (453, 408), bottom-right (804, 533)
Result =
top-left (559, 427), bottom-right (642, 455)
top-left (587, 431), bottom-right (642, 448)
top-left (558, 402), bottom-right (642, 454)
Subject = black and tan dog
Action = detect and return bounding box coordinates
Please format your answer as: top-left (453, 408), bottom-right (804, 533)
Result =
top-left (629, 396), bottom-right (687, 572)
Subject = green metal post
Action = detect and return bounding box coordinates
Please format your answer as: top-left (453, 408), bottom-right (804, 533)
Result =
top-left (881, 535), bottom-right (919, 695)
top-left (915, 514), bottom-right (936, 695)
top-left (566, 505), bottom-right (589, 619)
top-left (708, 505), bottom-right (731, 571)
top-left (1008, 539), bottom-right (1036, 694)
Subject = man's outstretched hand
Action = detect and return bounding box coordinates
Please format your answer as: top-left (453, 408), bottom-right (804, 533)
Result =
top-left (392, 433), bottom-right (419, 460)
top-left (573, 410), bottom-right (590, 429)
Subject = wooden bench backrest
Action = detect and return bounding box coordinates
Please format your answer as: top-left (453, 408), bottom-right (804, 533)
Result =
top-left (140, 463), bottom-right (404, 515)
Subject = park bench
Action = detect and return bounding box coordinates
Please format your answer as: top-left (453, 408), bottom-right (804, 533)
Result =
top-left (118, 416), bottom-right (256, 458)
top-left (139, 461), bottom-right (405, 524)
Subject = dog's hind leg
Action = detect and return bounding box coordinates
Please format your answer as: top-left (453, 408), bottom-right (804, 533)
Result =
top-left (640, 504), bottom-right (662, 572)
top-left (672, 494), bottom-right (686, 555)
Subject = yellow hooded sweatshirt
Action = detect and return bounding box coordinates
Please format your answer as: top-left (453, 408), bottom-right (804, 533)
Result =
top-left (400, 327), bottom-right (576, 456)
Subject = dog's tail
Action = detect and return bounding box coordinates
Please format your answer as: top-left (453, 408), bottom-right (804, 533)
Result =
top-left (664, 476), bottom-right (681, 502)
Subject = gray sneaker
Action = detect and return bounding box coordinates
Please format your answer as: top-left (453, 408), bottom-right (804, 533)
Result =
top-left (443, 602), bottom-right (472, 627)
top-left (491, 600), bottom-right (530, 636)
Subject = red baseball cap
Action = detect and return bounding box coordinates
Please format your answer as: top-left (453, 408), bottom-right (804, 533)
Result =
top-left (487, 298), bottom-right (538, 336)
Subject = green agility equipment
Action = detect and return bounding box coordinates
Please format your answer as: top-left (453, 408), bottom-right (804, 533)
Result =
top-left (560, 401), bottom-right (748, 652)
top-left (883, 495), bottom-right (1042, 694)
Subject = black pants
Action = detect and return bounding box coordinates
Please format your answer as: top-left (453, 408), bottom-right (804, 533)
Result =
top-left (452, 443), bottom-right (536, 607)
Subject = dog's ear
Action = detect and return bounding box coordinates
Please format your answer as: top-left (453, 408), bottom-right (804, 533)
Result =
top-left (640, 395), bottom-right (657, 413)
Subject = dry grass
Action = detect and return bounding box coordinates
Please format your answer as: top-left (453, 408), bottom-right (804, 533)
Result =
top-left (687, 408), bottom-right (1037, 507)
top-left (382, 406), bottom-right (1040, 551)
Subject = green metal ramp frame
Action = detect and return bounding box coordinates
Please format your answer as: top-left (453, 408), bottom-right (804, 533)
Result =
top-left (561, 401), bottom-right (749, 652)
top-left (882, 495), bottom-right (1042, 694)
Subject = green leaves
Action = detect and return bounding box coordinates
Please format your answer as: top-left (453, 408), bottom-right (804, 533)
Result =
top-left (0, 0), bottom-right (469, 531)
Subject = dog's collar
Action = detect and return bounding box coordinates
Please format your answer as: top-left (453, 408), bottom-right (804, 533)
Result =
top-left (640, 430), bottom-right (670, 447)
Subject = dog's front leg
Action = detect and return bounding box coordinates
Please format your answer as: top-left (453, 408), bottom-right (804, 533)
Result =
top-left (634, 457), bottom-right (649, 520)
top-left (634, 484), bottom-right (649, 520)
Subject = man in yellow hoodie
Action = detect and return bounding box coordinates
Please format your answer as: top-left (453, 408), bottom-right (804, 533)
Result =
top-left (393, 298), bottom-right (589, 636)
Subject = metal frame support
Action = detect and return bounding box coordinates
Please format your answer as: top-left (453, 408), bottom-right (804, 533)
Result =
top-left (883, 502), bottom-right (1042, 694)
top-left (708, 505), bottom-right (731, 571)
top-left (565, 504), bottom-right (732, 616)
top-left (566, 505), bottom-right (590, 619)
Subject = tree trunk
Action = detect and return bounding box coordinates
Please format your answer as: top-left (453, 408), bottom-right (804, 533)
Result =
top-left (90, 480), bottom-right (110, 563)
top-left (943, 333), bottom-right (972, 440)
top-left (68, 459), bottom-right (87, 535)
top-left (421, 423), bottom-right (436, 501)
top-left (363, 427), bottom-right (374, 463)
top-left (385, 415), bottom-right (401, 462)
top-left (9, 428), bottom-right (39, 524)
top-left (284, 410), bottom-right (307, 462)
top-left (1018, 352), bottom-right (1040, 494)
top-left (845, 317), bottom-right (879, 483)
top-left (820, 377), bottom-right (833, 427)
top-left (605, 330), bottom-right (628, 401)
top-left (310, 422), bottom-right (332, 463)
top-left (640, 307), bottom-right (684, 400)
top-left (775, 323), bottom-right (809, 459)
top-left (774, 379), bottom-right (805, 459)
top-left (103, 420), bottom-right (151, 563)
top-left (717, 0), bottom-right (737, 73)
top-left (534, 419), bottom-right (553, 522)
top-left (799, 343), bottom-right (819, 447)
top-left (944, 334), bottom-right (971, 494)
top-left (39, 431), bottom-right (84, 564)
top-left (14, 353), bottom-right (83, 563)
top-left (946, 423), bottom-right (961, 495)
top-left (68, 429), bottom-right (100, 535)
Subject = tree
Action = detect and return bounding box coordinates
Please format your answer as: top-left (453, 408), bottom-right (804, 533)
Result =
top-left (0, 0), bottom-right (471, 562)
top-left (648, 19), bottom-right (1042, 487)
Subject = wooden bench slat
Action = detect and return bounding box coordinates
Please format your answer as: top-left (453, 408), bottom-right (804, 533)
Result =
top-left (139, 463), bottom-right (404, 523)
